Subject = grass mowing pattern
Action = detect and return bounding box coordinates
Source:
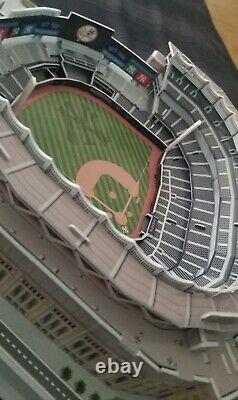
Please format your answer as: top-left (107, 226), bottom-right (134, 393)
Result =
top-left (19, 91), bottom-right (152, 235)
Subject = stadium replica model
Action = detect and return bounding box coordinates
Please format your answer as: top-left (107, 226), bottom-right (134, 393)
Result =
top-left (0, 6), bottom-right (238, 400)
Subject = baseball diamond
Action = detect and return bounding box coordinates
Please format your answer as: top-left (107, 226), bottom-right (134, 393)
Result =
top-left (19, 85), bottom-right (161, 236)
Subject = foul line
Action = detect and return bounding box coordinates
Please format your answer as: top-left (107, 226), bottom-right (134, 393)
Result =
top-left (92, 194), bottom-right (116, 214)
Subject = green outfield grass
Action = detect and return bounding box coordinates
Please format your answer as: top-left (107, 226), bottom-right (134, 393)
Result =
top-left (19, 91), bottom-right (152, 235)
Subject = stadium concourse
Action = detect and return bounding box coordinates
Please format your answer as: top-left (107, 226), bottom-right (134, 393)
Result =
top-left (0, 6), bottom-right (238, 400)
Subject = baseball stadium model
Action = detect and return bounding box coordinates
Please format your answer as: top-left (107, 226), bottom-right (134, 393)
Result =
top-left (0, 6), bottom-right (238, 400)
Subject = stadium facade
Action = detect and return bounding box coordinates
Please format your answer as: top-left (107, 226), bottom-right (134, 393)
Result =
top-left (0, 6), bottom-right (238, 400)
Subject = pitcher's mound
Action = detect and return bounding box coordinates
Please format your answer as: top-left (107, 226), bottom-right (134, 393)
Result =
top-left (109, 191), bottom-right (117, 199)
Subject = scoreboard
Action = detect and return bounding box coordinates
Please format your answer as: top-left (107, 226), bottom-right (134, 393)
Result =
top-left (62, 12), bottom-right (114, 51)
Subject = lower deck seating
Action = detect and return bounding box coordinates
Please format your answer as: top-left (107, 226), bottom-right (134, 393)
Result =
top-left (139, 145), bottom-right (191, 271)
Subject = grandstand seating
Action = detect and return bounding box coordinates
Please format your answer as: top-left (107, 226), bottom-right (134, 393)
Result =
top-left (138, 50), bottom-right (238, 289)
top-left (150, 51), bottom-right (238, 289)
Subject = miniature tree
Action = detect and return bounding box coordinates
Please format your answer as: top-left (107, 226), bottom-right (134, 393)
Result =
top-left (75, 379), bottom-right (86, 394)
top-left (61, 366), bottom-right (72, 381)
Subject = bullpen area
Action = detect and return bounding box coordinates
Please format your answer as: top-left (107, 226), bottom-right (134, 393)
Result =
top-left (19, 85), bottom-right (161, 236)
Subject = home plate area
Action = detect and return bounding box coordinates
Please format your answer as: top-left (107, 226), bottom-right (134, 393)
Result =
top-left (76, 160), bottom-right (140, 227)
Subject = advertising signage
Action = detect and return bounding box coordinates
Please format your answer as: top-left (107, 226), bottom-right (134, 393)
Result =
top-left (62, 12), bottom-right (114, 51)
top-left (103, 38), bottom-right (157, 87)
top-left (0, 16), bottom-right (65, 39)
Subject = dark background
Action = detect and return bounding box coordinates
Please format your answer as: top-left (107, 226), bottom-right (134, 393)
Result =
top-left (35, 0), bottom-right (238, 107)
